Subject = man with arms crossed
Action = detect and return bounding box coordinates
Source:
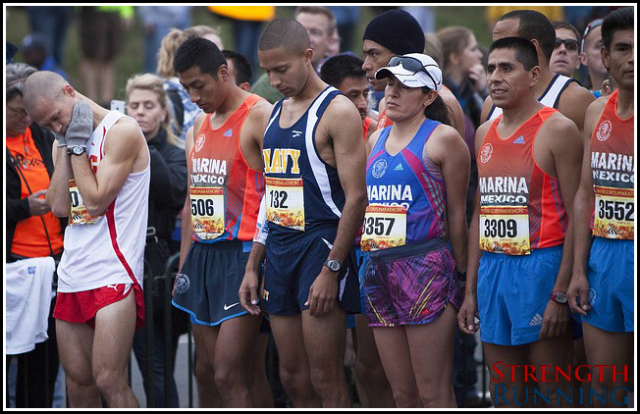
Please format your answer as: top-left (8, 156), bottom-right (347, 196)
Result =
top-left (567, 7), bottom-right (634, 408)
top-left (23, 71), bottom-right (150, 408)
top-left (239, 19), bottom-right (367, 408)
top-left (458, 37), bottom-right (583, 407)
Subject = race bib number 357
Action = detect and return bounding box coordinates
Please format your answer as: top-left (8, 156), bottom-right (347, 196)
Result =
top-left (266, 177), bottom-right (305, 231)
top-left (593, 186), bottom-right (634, 240)
top-left (479, 206), bottom-right (531, 255)
top-left (360, 205), bottom-right (407, 252)
top-left (190, 186), bottom-right (225, 240)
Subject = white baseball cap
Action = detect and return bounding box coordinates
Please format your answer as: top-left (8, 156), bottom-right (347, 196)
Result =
top-left (375, 53), bottom-right (442, 92)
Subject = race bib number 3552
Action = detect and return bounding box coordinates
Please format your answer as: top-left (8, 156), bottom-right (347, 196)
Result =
top-left (190, 186), bottom-right (225, 240)
top-left (479, 206), bottom-right (531, 255)
top-left (593, 186), bottom-right (634, 240)
top-left (360, 205), bottom-right (407, 252)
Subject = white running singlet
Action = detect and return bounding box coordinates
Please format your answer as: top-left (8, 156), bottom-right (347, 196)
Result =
top-left (57, 111), bottom-right (150, 293)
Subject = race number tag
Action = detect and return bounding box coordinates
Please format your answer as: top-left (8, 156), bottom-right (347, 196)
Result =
top-left (265, 177), bottom-right (305, 231)
top-left (479, 206), bottom-right (531, 255)
top-left (360, 205), bottom-right (407, 252)
top-left (190, 186), bottom-right (225, 240)
top-left (593, 186), bottom-right (634, 240)
top-left (69, 179), bottom-right (103, 225)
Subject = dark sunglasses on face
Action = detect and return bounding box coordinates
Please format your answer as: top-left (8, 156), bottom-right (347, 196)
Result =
top-left (388, 56), bottom-right (439, 88)
top-left (555, 38), bottom-right (580, 51)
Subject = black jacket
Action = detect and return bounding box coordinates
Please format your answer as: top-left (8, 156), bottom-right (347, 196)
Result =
top-left (6, 123), bottom-right (65, 262)
top-left (147, 129), bottom-right (188, 245)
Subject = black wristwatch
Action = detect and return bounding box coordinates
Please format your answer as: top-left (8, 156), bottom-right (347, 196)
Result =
top-left (67, 146), bottom-right (87, 156)
top-left (323, 259), bottom-right (341, 273)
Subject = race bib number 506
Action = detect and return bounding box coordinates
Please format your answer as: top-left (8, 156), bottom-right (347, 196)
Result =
top-left (190, 186), bottom-right (225, 240)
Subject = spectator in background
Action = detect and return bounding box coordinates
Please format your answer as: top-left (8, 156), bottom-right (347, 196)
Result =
top-left (20, 33), bottom-right (68, 79)
top-left (400, 6), bottom-right (436, 34)
top-left (486, 6), bottom-right (564, 32)
top-left (580, 18), bottom-right (609, 97)
top-left (550, 21), bottom-right (582, 79)
top-left (6, 61), bottom-right (65, 409)
top-left (25, 6), bottom-right (72, 67)
top-left (79, 6), bottom-right (135, 108)
top-left (184, 25), bottom-right (224, 50)
top-left (125, 73), bottom-right (188, 408)
top-left (222, 50), bottom-right (254, 92)
top-left (209, 6), bottom-right (275, 82)
top-left (138, 6), bottom-right (193, 74)
top-left (252, 6), bottom-right (338, 104)
top-left (327, 6), bottom-right (360, 53)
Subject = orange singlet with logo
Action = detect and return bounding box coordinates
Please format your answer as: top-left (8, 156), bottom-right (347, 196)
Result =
top-left (477, 107), bottom-right (567, 255)
top-left (589, 90), bottom-right (634, 240)
top-left (189, 94), bottom-right (265, 243)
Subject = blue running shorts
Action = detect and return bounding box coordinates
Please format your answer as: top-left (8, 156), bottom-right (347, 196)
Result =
top-left (172, 240), bottom-right (252, 326)
top-left (477, 245), bottom-right (564, 346)
top-left (582, 238), bottom-right (634, 333)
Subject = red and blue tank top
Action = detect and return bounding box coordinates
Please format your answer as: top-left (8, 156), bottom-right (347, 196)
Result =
top-left (477, 107), bottom-right (567, 255)
top-left (189, 94), bottom-right (265, 244)
top-left (590, 90), bottom-right (634, 240)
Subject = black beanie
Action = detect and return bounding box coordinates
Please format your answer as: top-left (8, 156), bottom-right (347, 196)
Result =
top-left (363, 10), bottom-right (425, 55)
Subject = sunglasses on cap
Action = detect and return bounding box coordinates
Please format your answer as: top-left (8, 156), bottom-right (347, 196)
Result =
top-left (554, 38), bottom-right (580, 52)
top-left (388, 55), bottom-right (439, 90)
top-left (581, 18), bottom-right (604, 52)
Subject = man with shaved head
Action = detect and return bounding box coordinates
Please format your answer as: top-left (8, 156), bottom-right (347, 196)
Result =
top-left (24, 71), bottom-right (150, 408)
top-left (239, 18), bottom-right (367, 408)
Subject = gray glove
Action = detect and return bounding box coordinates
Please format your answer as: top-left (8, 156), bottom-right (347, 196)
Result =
top-left (66, 100), bottom-right (94, 149)
top-left (54, 132), bottom-right (67, 147)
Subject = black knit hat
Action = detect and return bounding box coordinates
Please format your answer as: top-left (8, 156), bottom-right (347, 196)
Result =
top-left (363, 10), bottom-right (425, 55)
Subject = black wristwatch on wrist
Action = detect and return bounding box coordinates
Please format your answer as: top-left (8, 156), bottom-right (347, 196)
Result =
top-left (67, 145), bottom-right (86, 156)
top-left (323, 259), bottom-right (341, 273)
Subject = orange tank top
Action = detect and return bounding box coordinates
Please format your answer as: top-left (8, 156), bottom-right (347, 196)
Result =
top-left (7, 127), bottom-right (64, 257)
top-left (363, 116), bottom-right (374, 141)
top-left (590, 90), bottom-right (634, 240)
top-left (477, 107), bottom-right (567, 255)
top-left (189, 94), bottom-right (266, 243)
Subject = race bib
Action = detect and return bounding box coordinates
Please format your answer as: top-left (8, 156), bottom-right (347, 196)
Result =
top-left (265, 177), bottom-right (305, 231)
top-left (190, 186), bottom-right (225, 240)
top-left (360, 205), bottom-right (407, 252)
top-left (593, 186), bottom-right (634, 240)
top-left (69, 179), bottom-right (103, 225)
top-left (479, 206), bottom-right (531, 255)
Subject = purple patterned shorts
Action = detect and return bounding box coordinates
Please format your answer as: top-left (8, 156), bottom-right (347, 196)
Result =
top-left (363, 239), bottom-right (462, 327)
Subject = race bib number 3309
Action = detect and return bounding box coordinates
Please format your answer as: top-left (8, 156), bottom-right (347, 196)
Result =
top-left (479, 206), bottom-right (531, 255)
